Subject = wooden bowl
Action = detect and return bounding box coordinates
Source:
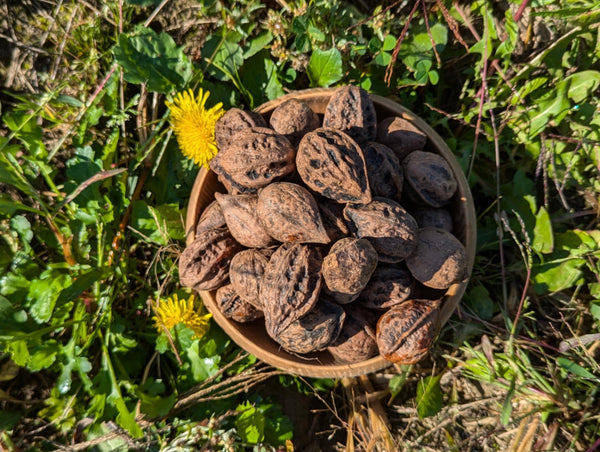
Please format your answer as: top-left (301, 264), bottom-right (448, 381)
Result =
top-left (185, 88), bottom-right (476, 378)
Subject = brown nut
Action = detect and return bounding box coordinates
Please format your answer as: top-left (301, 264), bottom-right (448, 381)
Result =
top-left (229, 249), bottom-right (270, 309)
top-left (322, 238), bottom-right (378, 301)
top-left (275, 300), bottom-right (346, 354)
top-left (215, 192), bottom-right (276, 248)
top-left (358, 265), bottom-right (413, 309)
top-left (323, 85), bottom-right (377, 144)
top-left (315, 195), bottom-right (349, 243)
top-left (269, 99), bottom-right (320, 146)
top-left (405, 227), bottom-right (467, 290)
top-left (179, 227), bottom-right (243, 291)
top-left (403, 151), bottom-right (457, 208)
top-left (362, 142), bottom-right (403, 201)
top-left (344, 198), bottom-right (418, 263)
top-left (327, 310), bottom-right (378, 363)
top-left (257, 182), bottom-right (330, 244)
top-left (260, 243), bottom-right (323, 338)
top-left (214, 108), bottom-right (267, 152)
top-left (376, 116), bottom-right (427, 162)
top-left (412, 207), bottom-right (453, 233)
top-left (195, 199), bottom-right (226, 236)
top-left (210, 127), bottom-right (295, 191)
top-left (376, 299), bottom-right (440, 364)
top-left (216, 284), bottom-right (263, 323)
top-left (297, 127), bottom-right (371, 204)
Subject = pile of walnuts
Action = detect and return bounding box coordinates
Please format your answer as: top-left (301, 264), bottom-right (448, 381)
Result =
top-left (179, 86), bottom-right (468, 365)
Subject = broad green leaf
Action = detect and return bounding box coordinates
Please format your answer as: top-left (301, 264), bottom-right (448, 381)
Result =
top-left (532, 206), bottom-right (553, 254)
top-left (202, 34), bottom-right (245, 83)
top-left (557, 357), bottom-right (598, 381)
top-left (307, 48), bottom-right (343, 87)
top-left (564, 70), bottom-right (600, 103)
top-left (114, 26), bottom-right (192, 94)
top-left (28, 341), bottom-right (60, 372)
top-left (7, 340), bottom-right (29, 367)
top-left (532, 258), bottom-right (585, 294)
top-left (525, 81), bottom-right (570, 137)
top-left (139, 392), bottom-right (176, 418)
top-left (0, 151), bottom-right (33, 196)
top-left (382, 34), bottom-right (397, 52)
top-left (416, 374), bottom-right (443, 418)
top-left (236, 403), bottom-right (265, 444)
top-left (240, 51), bottom-right (285, 107)
top-left (464, 285), bottom-right (494, 320)
top-left (243, 31), bottom-right (273, 59)
top-left (0, 194), bottom-right (43, 216)
top-left (27, 272), bottom-right (72, 323)
top-left (131, 201), bottom-right (184, 245)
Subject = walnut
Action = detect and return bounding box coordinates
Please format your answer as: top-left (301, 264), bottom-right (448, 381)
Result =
top-left (405, 227), bottom-right (467, 290)
top-left (322, 238), bottom-right (378, 303)
top-left (344, 198), bottom-right (418, 263)
top-left (257, 182), bottom-right (330, 244)
top-left (210, 127), bottom-right (295, 191)
top-left (358, 265), bottom-right (413, 309)
top-left (412, 207), bottom-right (453, 233)
top-left (376, 116), bottom-right (426, 162)
top-left (215, 108), bottom-right (267, 151)
top-left (216, 284), bottom-right (263, 323)
top-left (179, 228), bottom-right (243, 291)
top-left (323, 85), bottom-right (377, 144)
top-left (229, 249), bottom-right (270, 309)
top-left (195, 200), bottom-right (226, 236)
top-left (215, 192), bottom-right (276, 248)
top-left (328, 309), bottom-right (378, 363)
top-left (403, 151), bottom-right (457, 207)
top-left (376, 299), bottom-right (440, 364)
top-left (269, 99), bottom-right (320, 146)
top-left (296, 127), bottom-right (371, 204)
top-left (362, 142), bottom-right (403, 201)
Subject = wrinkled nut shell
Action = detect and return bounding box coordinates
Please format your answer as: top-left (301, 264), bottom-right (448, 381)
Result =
top-left (216, 284), bottom-right (264, 323)
top-left (179, 228), bottom-right (243, 291)
top-left (327, 312), bottom-right (378, 363)
top-left (195, 200), bottom-right (226, 236)
top-left (406, 227), bottom-right (467, 290)
top-left (403, 151), bottom-right (458, 208)
top-left (322, 238), bottom-right (378, 297)
top-left (359, 265), bottom-right (413, 309)
top-left (297, 127), bottom-right (371, 204)
top-left (344, 198), bottom-right (418, 263)
top-left (210, 127), bottom-right (295, 191)
top-left (362, 142), bottom-right (403, 200)
top-left (413, 207), bottom-right (453, 233)
top-left (376, 299), bottom-right (440, 364)
top-left (215, 192), bottom-right (276, 248)
top-left (315, 195), bottom-right (349, 243)
top-left (376, 116), bottom-right (427, 162)
top-left (229, 249), bottom-right (270, 309)
top-left (269, 99), bottom-right (320, 146)
top-left (260, 243), bottom-right (323, 338)
top-left (323, 85), bottom-right (377, 144)
top-left (275, 300), bottom-right (346, 354)
top-left (215, 108), bottom-right (267, 151)
top-left (257, 182), bottom-right (330, 244)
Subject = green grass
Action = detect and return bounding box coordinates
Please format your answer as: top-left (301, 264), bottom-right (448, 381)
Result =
top-left (1, 0), bottom-right (600, 450)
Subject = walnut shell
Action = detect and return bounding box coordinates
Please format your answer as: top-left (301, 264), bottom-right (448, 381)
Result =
top-left (376, 116), bottom-right (427, 162)
top-left (344, 198), bottom-right (418, 263)
top-left (323, 85), bottom-right (377, 144)
top-left (275, 300), bottom-right (346, 354)
top-left (412, 207), bottom-right (453, 233)
top-left (229, 249), bottom-right (270, 309)
top-left (358, 265), bottom-right (413, 309)
top-left (210, 127), bottom-right (295, 191)
top-left (215, 108), bottom-right (267, 151)
top-left (216, 284), bottom-right (263, 323)
top-left (322, 238), bottom-right (378, 301)
top-left (195, 200), bottom-right (226, 236)
top-left (328, 310), bottom-right (378, 363)
top-left (257, 182), bottom-right (330, 244)
top-left (179, 228), bottom-right (243, 291)
top-left (315, 195), bottom-right (349, 243)
top-left (269, 99), bottom-right (320, 146)
top-left (403, 151), bottom-right (457, 208)
top-left (376, 299), bottom-right (440, 364)
top-left (297, 127), bottom-right (371, 204)
top-left (215, 192), bottom-right (276, 248)
top-left (260, 243), bottom-right (323, 338)
top-left (362, 142), bottom-right (403, 200)
top-left (405, 227), bottom-right (467, 290)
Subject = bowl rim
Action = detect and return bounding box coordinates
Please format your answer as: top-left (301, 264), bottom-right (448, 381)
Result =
top-left (184, 87), bottom-right (477, 378)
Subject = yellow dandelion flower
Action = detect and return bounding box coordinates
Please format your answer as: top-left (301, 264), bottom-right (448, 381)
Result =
top-left (153, 293), bottom-right (212, 340)
top-left (165, 89), bottom-right (224, 167)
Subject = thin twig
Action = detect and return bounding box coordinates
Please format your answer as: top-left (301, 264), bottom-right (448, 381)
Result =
top-left (385, 0), bottom-right (421, 86)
